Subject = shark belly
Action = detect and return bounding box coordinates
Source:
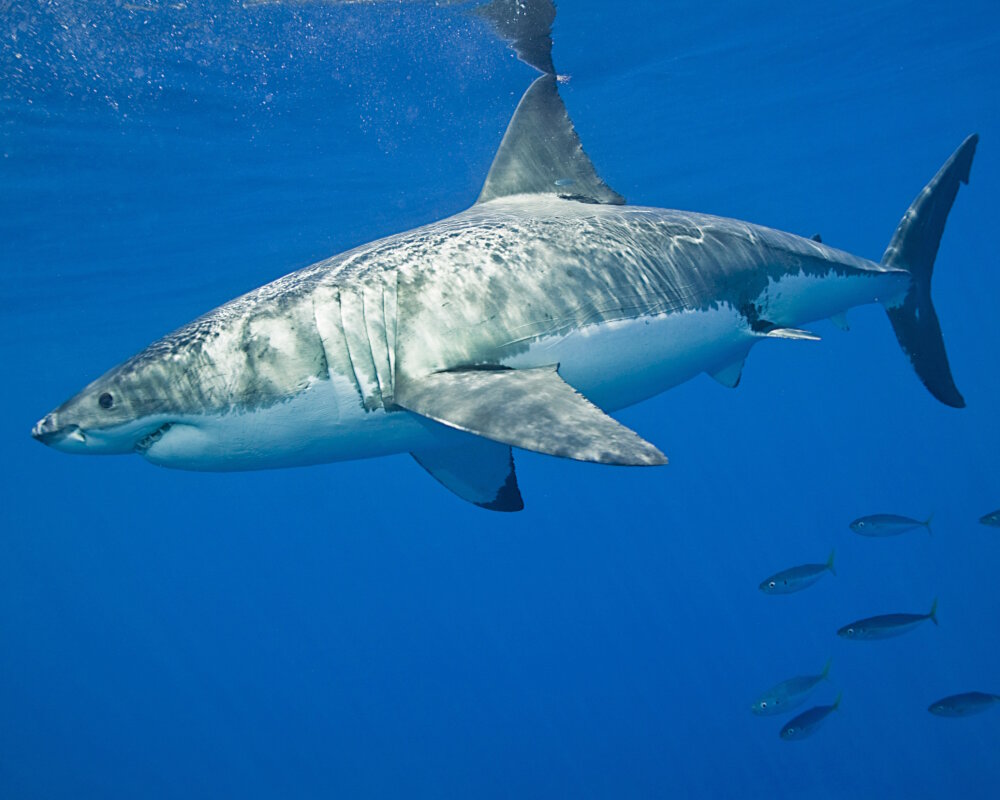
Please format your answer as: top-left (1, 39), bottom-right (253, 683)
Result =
top-left (140, 374), bottom-right (433, 471)
top-left (502, 306), bottom-right (753, 412)
top-left (759, 270), bottom-right (909, 329)
top-left (500, 263), bottom-right (909, 413)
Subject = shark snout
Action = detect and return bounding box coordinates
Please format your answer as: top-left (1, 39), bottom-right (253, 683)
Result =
top-left (32, 413), bottom-right (85, 448)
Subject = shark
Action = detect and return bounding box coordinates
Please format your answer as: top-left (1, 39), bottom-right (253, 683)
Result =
top-left (32, 2), bottom-right (977, 512)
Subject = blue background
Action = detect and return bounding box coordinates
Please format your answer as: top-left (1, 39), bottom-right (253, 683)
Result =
top-left (2, 1), bottom-right (999, 797)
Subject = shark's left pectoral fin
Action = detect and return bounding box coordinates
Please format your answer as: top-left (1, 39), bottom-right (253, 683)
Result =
top-left (395, 365), bottom-right (667, 466)
top-left (412, 437), bottom-right (523, 512)
top-left (708, 358), bottom-right (745, 389)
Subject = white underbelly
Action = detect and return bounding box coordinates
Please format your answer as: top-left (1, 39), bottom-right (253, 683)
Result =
top-left (762, 270), bottom-right (907, 326)
top-left (501, 306), bottom-right (754, 411)
top-left (142, 374), bottom-right (433, 471)
top-left (500, 270), bottom-right (909, 412)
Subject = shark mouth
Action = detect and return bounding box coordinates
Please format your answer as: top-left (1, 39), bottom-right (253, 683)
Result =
top-left (134, 423), bottom-right (173, 454)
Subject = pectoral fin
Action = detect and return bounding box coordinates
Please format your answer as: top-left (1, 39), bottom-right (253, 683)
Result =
top-left (395, 365), bottom-right (667, 466)
top-left (412, 436), bottom-right (523, 512)
top-left (708, 358), bottom-right (745, 388)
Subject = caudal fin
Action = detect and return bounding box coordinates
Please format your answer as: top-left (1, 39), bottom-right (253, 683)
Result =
top-left (826, 548), bottom-right (836, 576)
top-left (928, 597), bottom-right (939, 626)
top-left (882, 135), bottom-right (978, 409)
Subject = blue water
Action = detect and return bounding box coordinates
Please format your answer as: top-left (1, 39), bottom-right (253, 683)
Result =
top-left (2, 1), bottom-right (999, 796)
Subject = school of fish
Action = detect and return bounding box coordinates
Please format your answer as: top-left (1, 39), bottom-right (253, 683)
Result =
top-left (753, 509), bottom-right (999, 741)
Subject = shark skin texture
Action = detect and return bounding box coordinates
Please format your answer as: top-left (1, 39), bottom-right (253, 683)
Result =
top-left (32, 3), bottom-right (977, 511)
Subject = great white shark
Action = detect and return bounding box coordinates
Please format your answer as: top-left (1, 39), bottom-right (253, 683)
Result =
top-left (33, 5), bottom-right (978, 512)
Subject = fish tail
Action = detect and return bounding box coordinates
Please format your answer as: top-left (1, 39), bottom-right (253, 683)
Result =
top-left (826, 548), bottom-right (836, 576)
top-left (929, 597), bottom-right (939, 625)
top-left (821, 658), bottom-right (832, 680)
top-left (924, 512), bottom-right (934, 535)
top-left (881, 135), bottom-right (977, 409)
top-left (832, 691), bottom-right (842, 710)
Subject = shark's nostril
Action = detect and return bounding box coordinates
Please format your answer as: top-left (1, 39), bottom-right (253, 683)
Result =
top-left (32, 414), bottom-right (55, 440)
top-left (31, 414), bottom-right (83, 446)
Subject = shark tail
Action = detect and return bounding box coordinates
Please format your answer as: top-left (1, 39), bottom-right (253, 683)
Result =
top-left (881, 135), bottom-right (977, 409)
top-left (928, 597), bottom-right (939, 626)
top-left (826, 548), bottom-right (836, 576)
top-left (821, 658), bottom-right (832, 680)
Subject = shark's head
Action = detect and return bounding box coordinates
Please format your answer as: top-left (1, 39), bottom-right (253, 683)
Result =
top-left (32, 350), bottom-right (187, 457)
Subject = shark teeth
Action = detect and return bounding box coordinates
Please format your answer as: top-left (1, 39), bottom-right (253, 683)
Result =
top-left (134, 423), bottom-right (173, 454)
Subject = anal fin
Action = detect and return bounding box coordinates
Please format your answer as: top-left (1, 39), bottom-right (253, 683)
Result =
top-left (395, 365), bottom-right (666, 466)
top-left (830, 311), bottom-right (850, 332)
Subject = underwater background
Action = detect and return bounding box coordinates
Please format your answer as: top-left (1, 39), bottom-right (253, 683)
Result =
top-left (2, 1), bottom-right (999, 796)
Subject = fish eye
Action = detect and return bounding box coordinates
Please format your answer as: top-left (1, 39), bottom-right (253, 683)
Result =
top-left (761, 701), bottom-right (767, 708)
top-left (768, 581), bottom-right (776, 588)
top-left (847, 628), bottom-right (854, 636)
top-left (99, 392), bottom-right (114, 410)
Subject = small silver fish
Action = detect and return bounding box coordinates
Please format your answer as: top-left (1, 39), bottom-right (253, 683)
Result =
top-left (928, 692), bottom-right (1000, 717)
top-left (553, 178), bottom-right (575, 187)
top-left (838, 599), bottom-right (938, 640)
top-left (849, 513), bottom-right (932, 536)
top-left (979, 509), bottom-right (1000, 527)
top-left (759, 550), bottom-right (835, 595)
top-left (779, 693), bottom-right (841, 741)
top-left (751, 659), bottom-right (832, 716)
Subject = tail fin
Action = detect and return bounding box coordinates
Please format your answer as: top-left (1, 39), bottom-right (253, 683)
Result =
top-left (826, 549), bottom-right (836, 576)
top-left (882, 134), bottom-right (978, 409)
top-left (832, 692), bottom-right (842, 711)
top-left (928, 597), bottom-right (939, 626)
top-left (924, 512), bottom-right (934, 536)
top-left (821, 658), bottom-right (832, 680)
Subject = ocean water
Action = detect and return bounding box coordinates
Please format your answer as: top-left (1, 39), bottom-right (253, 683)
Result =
top-left (2, 1), bottom-right (999, 797)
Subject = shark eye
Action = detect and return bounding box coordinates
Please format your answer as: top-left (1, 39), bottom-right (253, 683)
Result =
top-left (99, 392), bottom-right (114, 410)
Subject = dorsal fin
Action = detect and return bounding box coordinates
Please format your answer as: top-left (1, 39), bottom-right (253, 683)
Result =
top-left (477, 75), bottom-right (625, 205)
